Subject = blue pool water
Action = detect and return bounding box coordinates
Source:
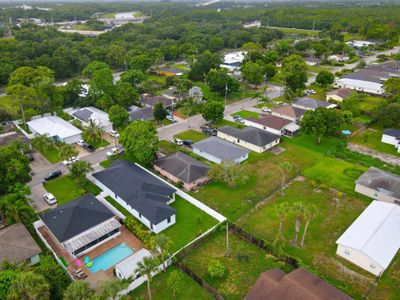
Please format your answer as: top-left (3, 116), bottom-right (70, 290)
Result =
top-left (88, 242), bottom-right (134, 273)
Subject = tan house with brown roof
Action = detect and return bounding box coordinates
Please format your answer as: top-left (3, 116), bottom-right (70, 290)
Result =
top-left (246, 268), bottom-right (352, 300)
top-left (326, 88), bottom-right (352, 102)
top-left (244, 115), bottom-right (300, 137)
top-left (271, 105), bottom-right (306, 123)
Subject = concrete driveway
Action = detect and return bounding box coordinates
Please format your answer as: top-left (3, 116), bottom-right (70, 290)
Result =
top-left (30, 151), bottom-right (53, 173)
top-left (30, 183), bottom-right (53, 212)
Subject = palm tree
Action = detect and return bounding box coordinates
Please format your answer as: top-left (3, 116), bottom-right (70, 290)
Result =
top-left (154, 234), bottom-right (172, 272)
top-left (8, 271), bottom-right (50, 300)
top-left (135, 256), bottom-right (160, 300)
top-left (292, 203), bottom-right (305, 245)
top-left (82, 119), bottom-right (102, 143)
top-left (59, 143), bottom-right (78, 160)
top-left (300, 205), bottom-right (317, 247)
top-left (279, 161), bottom-right (291, 195)
top-left (68, 161), bottom-right (93, 188)
top-left (0, 193), bottom-right (32, 224)
top-left (63, 281), bottom-right (95, 300)
top-left (99, 278), bottom-right (129, 300)
top-left (277, 202), bottom-right (290, 238)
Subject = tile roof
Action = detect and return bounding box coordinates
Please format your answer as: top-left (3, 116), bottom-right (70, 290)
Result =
top-left (154, 151), bottom-right (209, 184)
top-left (246, 115), bottom-right (293, 130)
top-left (272, 105), bottom-right (306, 119)
top-left (356, 167), bottom-right (400, 199)
top-left (40, 194), bottom-right (115, 243)
top-left (246, 268), bottom-right (352, 300)
top-left (193, 136), bottom-right (249, 162)
top-left (218, 126), bottom-right (280, 147)
top-left (93, 160), bottom-right (176, 224)
top-left (0, 223), bottom-right (41, 265)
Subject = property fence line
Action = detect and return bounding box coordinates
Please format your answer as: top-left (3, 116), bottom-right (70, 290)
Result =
top-left (176, 262), bottom-right (225, 300)
top-left (13, 120), bottom-right (34, 139)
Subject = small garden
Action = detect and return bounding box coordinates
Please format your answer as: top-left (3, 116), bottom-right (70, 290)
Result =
top-left (43, 176), bottom-right (101, 205)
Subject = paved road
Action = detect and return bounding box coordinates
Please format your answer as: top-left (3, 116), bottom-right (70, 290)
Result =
top-left (157, 85), bottom-right (283, 141)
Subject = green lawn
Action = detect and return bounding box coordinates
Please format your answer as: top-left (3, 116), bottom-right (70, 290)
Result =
top-left (182, 231), bottom-right (294, 300)
top-left (105, 196), bottom-right (130, 216)
top-left (43, 176), bottom-right (102, 205)
top-left (164, 196), bottom-right (219, 253)
top-left (42, 146), bottom-right (61, 163)
top-left (174, 130), bottom-right (208, 143)
top-left (158, 140), bottom-right (180, 155)
top-left (307, 65), bottom-right (332, 73)
top-left (350, 128), bottom-right (400, 157)
top-left (214, 119), bottom-right (245, 129)
top-left (128, 266), bottom-right (213, 300)
top-left (232, 110), bottom-right (260, 119)
top-left (359, 96), bottom-right (387, 113)
top-left (268, 26), bottom-right (319, 37)
top-left (87, 138), bottom-right (110, 149)
top-left (238, 179), bottom-right (372, 299)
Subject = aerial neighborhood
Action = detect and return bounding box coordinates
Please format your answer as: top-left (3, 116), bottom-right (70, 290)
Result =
top-left (1, 1), bottom-right (400, 300)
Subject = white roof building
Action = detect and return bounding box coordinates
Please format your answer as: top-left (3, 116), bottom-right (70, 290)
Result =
top-left (220, 51), bottom-right (247, 72)
top-left (336, 201), bottom-right (400, 276)
top-left (27, 116), bottom-right (82, 144)
top-left (69, 106), bottom-right (113, 132)
top-left (346, 40), bottom-right (376, 48)
top-left (115, 248), bottom-right (153, 279)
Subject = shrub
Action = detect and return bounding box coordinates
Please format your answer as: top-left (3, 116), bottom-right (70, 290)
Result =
top-left (207, 258), bottom-right (227, 278)
top-left (124, 216), bottom-right (155, 248)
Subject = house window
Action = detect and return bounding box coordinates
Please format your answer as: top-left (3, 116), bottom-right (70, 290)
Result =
top-left (344, 248), bottom-right (350, 255)
top-left (374, 192), bottom-right (378, 198)
top-left (263, 126), bottom-right (266, 130)
top-left (167, 217), bottom-right (171, 223)
top-left (115, 193), bottom-right (117, 199)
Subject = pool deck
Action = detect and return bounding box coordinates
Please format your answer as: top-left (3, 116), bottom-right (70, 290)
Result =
top-left (38, 222), bottom-right (144, 289)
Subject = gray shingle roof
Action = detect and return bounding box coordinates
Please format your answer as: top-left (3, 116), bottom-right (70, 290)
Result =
top-left (129, 107), bottom-right (154, 121)
top-left (383, 128), bottom-right (400, 140)
top-left (93, 160), bottom-right (176, 224)
top-left (218, 126), bottom-right (280, 147)
top-left (343, 69), bottom-right (386, 83)
top-left (72, 108), bottom-right (93, 123)
top-left (293, 97), bottom-right (332, 109)
top-left (40, 194), bottom-right (115, 243)
top-left (0, 223), bottom-right (41, 265)
top-left (154, 152), bottom-right (209, 184)
top-left (193, 136), bottom-right (249, 162)
top-left (356, 167), bottom-right (400, 199)
top-left (141, 95), bottom-right (173, 108)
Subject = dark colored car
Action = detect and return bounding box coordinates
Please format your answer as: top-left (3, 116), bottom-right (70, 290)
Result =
top-left (83, 144), bottom-right (95, 152)
top-left (182, 140), bottom-right (193, 147)
top-left (44, 170), bottom-right (62, 181)
top-left (201, 126), bottom-right (217, 136)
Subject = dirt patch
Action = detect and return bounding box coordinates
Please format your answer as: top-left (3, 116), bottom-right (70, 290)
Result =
top-left (270, 146), bottom-right (286, 155)
top-left (348, 143), bottom-right (400, 166)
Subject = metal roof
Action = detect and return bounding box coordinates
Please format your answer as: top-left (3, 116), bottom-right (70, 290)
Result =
top-left (27, 116), bottom-right (82, 139)
top-left (193, 136), bottom-right (249, 162)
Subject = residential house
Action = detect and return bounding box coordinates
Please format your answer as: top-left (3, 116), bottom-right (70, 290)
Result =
top-left (381, 128), bottom-right (400, 153)
top-left (0, 223), bottom-right (41, 267)
top-left (245, 268), bottom-right (351, 300)
top-left (355, 167), bottom-right (400, 204)
top-left (128, 106), bottom-right (154, 121)
top-left (217, 126), bottom-right (280, 153)
top-left (305, 57), bottom-right (320, 66)
top-left (39, 194), bottom-right (121, 258)
top-left (336, 201), bottom-right (400, 276)
top-left (271, 105), bottom-right (306, 123)
top-left (329, 54), bottom-right (350, 62)
top-left (326, 88), bottom-right (352, 102)
top-left (293, 97), bottom-right (337, 111)
top-left (140, 94), bottom-right (174, 109)
top-left (154, 151), bottom-right (210, 191)
top-left (93, 160), bottom-right (177, 233)
top-left (346, 40), bottom-right (376, 49)
top-left (192, 136), bottom-right (249, 164)
top-left (242, 20), bottom-right (261, 28)
top-left (244, 115), bottom-right (300, 137)
top-left (220, 51), bottom-right (247, 72)
top-left (27, 116), bottom-right (82, 144)
top-left (156, 67), bottom-right (183, 77)
top-left (69, 106), bottom-right (113, 132)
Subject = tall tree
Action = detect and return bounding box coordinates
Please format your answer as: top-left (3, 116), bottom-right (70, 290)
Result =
top-left (99, 278), bottom-right (129, 300)
top-left (154, 234), bottom-right (172, 272)
top-left (120, 121), bottom-right (159, 165)
top-left (108, 105), bottom-right (129, 128)
top-left (8, 271), bottom-right (50, 300)
top-left (206, 68), bottom-right (239, 95)
top-left (59, 144), bottom-right (79, 161)
top-left (241, 62), bottom-right (264, 86)
top-left (0, 193), bottom-right (32, 224)
top-left (279, 161), bottom-right (292, 195)
top-left (68, 161), bottom-right (93, 187)
top-left (277, 202), bottom-right (290, 238)
top-left (153, 102), bottom-right (168, 124)
top-left (201, 101), bottom-right (224, 124)
top-left (282, 55), bottom-right (308, 93)
top-left (300, 205), bottom-right (317, 247)
top-left (167, 270), bottom-right (185, 298)
top-left (135, 256), bottom-right (160, 300)
top-left (120, 69), bottom-right (147, 88)
top-left (31, 134), bottom-right (54, 155)
top-left (82, 119), bottom-right (103, 143)
top-left (114, 81), bottom-right (139, 108)
top-left (63, 281), bottom-right (95, 300)
top-left (189, 51), bottom-right (221, 81)
top-left (208, 162), bottom-right (249, 188)
top-left (316, 70), bottom-right (335, 87)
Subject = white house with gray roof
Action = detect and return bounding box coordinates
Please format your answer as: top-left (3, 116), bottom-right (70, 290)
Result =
top-left (69, 106), bottom-right (113, 132)
top-left (93, 160), bottom-right (177, 233)
top-left (217, 126), bottom-right (280, 153)
top-left (355, 167), bottom-right (400, 204)
top-left (192, 136), bottom-right (249, 164)
top-left (381, 128), bottom-right (400, 153)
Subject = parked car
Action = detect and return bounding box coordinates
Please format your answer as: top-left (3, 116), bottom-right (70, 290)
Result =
top-left (166, 115), bottom-right (175, 122)
top-left (62, 156), bottom-right (80, 166)
top-left (83, 144), bottom-right (95, 152)
top-left (201, 126), bottom-right (217, 136)
top-left (233, 115), bottom-right (244, 123)
top-left (43, 193), bottom-right (57, 205)
top-left (172, 137), bottom-right (183, 146)
top-left (182, 140), bottom-right (193, 147)
top-left (106, 146), bottom-right (124, 157)
top-left (261, 107), bottom-right (271, 113)
top-left (25, 152), bottom-right (34, 161)
top-left (76, 139), bottom-right (86, 147)
top-left (44, 170), bottom-right (62, 181)
top-left (110, 130), bottom-right (120, 139)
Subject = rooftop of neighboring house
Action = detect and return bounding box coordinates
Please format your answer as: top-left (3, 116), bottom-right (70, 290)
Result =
top-left (246, 268), bottom-right (352, 300)
top-left (93, 160), bottom-right (177, 224)
top-left (356, 167), bottom-right (400, 199)
top-left (327, 88), bottom-right (352, 99)
top-left (271, 105), bottom-right (306, 120)
top-left (0, 223), bottom-right (42, 265)
top-left (218, 125), bottom-right (280, 147)
top-left (383, 128), bottom-right (400, 140)
top-left (341, 60), bottom-right (400, 83)
top-left (193, 136), bottom-right (249, 161)
top-left (293, 97), bottom-right (336, 110)
top-left (70, 106), bottom-right (111, 127)
top-left (27, 116), bottom-right (82, 138)
top-left (128, 106), bottom-right (154, 121)
top-left (157, 67), bottom-right (184, 75)
top-left (246, 115), bottom-right (293, 130)
top-left (154, 151), bottom-right (210, 184)
top-left (140, 94), bottom-right (174, 108)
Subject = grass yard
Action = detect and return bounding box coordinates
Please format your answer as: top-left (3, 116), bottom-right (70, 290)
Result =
top-left (307, 65), bottom-right (332, 74)
top-left (238, 179), bottom-right (373, 298)
top-left (164, 196), bottom-right (219, 253)
top-left (128, 266), bottom-right (213, 300)
top-left (174, 130), bottom-right (208, 143)
top-left (43, 176), bottom-right (102, 205)
top-left (87, 138), bottom-right (109, 149)
top-left (182, 231), bottom-right (294, 300)
top-left (41, 146), bottom-right (61, 163)
top-left (159, 140), bottom-right (180, 155)
top-left (214, 119), bottom-right (245, 129)
top-left (105, 196), bottom-right (130, 217)
top-left (350, 128), bottom-right (400, 156)
top-left (231, 110), bottom-right (260, 119)
top-left (359, 95), bottom-right (387, 113)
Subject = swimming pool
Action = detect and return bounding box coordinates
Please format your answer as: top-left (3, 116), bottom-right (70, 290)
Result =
top-left (88, 243), bottom-right (134, 273)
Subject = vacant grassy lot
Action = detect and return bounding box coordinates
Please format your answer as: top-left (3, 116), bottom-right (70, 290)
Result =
top-left (41, 146), bottom-right (61, 163)
top-left (129, 266), bottom-right (213, 300)
top-left (350, 128), bottom-right (400, 156)
top-left (232, 110), bottom-right (260, 119)
top-left (359, 95), bottom-right (387, 113)
top-left (182, 231), bottom-right (293, 300)
top-left (164, 196), bottom-right (219, 253)
top-left (43, 176), bottom-right (102, 205)
top-left (174, 130), bottom-right (208, 143)
top-left (214, 119), bottom-right (245, 129)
